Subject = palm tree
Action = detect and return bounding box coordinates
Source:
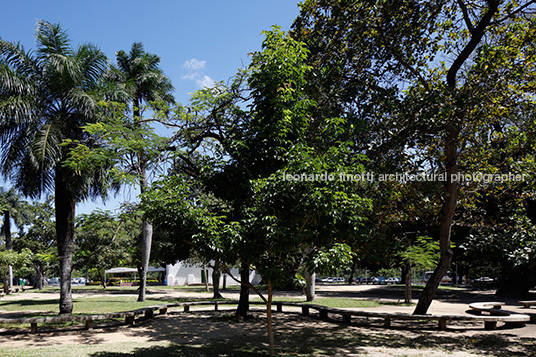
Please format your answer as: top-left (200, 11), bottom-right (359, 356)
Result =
top-left (0, 187), bottom-right (31, 292)
top-left (0, 20), bottom-right (111, 314)
top-left (110, 42), bottom-right (174, 301)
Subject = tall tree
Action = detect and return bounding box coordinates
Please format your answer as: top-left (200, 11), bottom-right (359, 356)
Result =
top-left (292, 0), bottom-right (536, 314)
top-left (144, 28), bottom-right (370, 356)
top-left (108, 42), bottom-right (174, 301)
top-left (0, 20), bottom-right (111, 314)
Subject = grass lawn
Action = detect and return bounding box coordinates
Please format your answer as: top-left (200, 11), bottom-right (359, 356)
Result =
top-left (37, 284), bottom-right (213, 294)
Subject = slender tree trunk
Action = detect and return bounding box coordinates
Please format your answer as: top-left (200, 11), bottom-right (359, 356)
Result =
top-left (303, 246), bottom-right (315, 301)
top-left (3, 212), bottom-right (13, 292)
top-left (212, 262), bottom-right (223, 299)
top-left (267, 279), bottom-right (276, 357)
top-left (348, 258), bottom-right (357, 285)
top-left (304, 269), bottom-right (315, 302)
top-left (412, 0), bottom-right (498, 315)
top-left (34, 262), bottom-right (44, 290)
top-left (138, 161), bottom-right (153, 302)
top-left (55, 173), bottom-right (76, 316)
top-left (235, 262), bottom-right (250, 318)
top-left (203, 265), bottom-right (210, 292)
top-left (97, 269), bottom-right (106, 289)
top-left (404, 263), bottom-right (412, 304)
top-left (414, 126), bottom-right (458, 314)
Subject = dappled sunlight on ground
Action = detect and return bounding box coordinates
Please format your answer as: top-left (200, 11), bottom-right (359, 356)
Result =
top-left (0, 285), bottom-right (535, 356)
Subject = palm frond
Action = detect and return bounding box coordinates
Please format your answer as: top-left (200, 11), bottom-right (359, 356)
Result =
top-left (0, 40), bottom-right (40, 78)
top-left (35, 20), bottom-right (72, 59)
top-left (75, 43), bottom-right (109, 90)
top-left (32, 123), bottom-right (61, 171)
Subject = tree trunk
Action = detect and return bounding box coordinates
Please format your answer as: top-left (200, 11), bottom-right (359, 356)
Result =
top-left (414, 126), bottom-right (458, 315)
top-left (34, 262), bottom-right (45, 290)
top-left (348, 258), bottom-right (357, 285)
top-left (55, 173), bottom-right (76, 316)
top-left (412, 0), bottom-right (499, 316)
top-left (138, 161), bottom-right (153, 302)
top-left (404, 263), bottom-right (412, 304)
top-left (212, 262), bottom-right (223, 299)
top-left (97, 268), bottom-right (106, 288)
top-left (266, 279), bottom-right (276, 357)
top-left (304, 268), bottom-right (315, 302)
top-left (235, 262), bottom-right (250, 318)
top-left (3, 212), bottom-right (13, 292)
top-left (203, 265), bottom-right (210, 292)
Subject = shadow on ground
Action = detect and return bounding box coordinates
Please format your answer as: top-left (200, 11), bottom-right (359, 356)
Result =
top-left (85, 311), bottom-right (536, 357)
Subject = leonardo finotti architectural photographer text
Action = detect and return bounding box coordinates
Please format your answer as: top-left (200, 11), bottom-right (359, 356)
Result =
top-left (281, 172), bottom-right (529, 184)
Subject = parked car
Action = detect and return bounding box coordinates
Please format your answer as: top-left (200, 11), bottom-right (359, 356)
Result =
top-left (359, 277), bottom-right (374, 284)
top-left (71, 277), bottom-right (87, 285)
top-left (47, 277), bottom-right (60, 285)
top-left (372, 277), bottom-right (386, 285)
top-left (332, 277), bottom-right (345, 283)
top-left (473, 277), bottom-right (495, 288)
top-left (385, 277), bottom-right (401, 284)
top-left (421, 271), bottom-right (455, 285)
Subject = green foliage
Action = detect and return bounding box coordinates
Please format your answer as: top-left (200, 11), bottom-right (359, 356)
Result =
top-left (0, 249), bottom-right (32, 278)
top-left (312, 243), bottom-right (354, 276)
top-left (0, 20), bottom-right (112, 200)
top-left (14, 198), bottom-right (57, 281)
top-left (74, 209), bottom-right (139, 277)
top-left (292, 1), bottom-right (536, 302)
top-left (143, 28), bottom-right (371, 301)
top-left (65, 102), bottom-right (171, 187)
top-left (399, 236), bottom-right (441, 271)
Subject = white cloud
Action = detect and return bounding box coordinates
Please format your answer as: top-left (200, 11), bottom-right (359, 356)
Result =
top-left (198, 75), bottom-right (215, 88)
top-left (181, 58), bottom-right (215, 88)
top-left (183, 58), bottom-right (206, 71)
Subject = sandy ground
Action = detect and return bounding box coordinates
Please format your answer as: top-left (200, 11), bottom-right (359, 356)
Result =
top-left (0, 285), bottom-right (535, 356)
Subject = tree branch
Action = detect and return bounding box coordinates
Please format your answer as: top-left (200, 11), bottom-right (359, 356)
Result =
top-left (490, 0), bottom-right (536, 25)
top-left (446, 0), bottom-right (500, 88)
top-left (380, 38), bottom-right (430, 91)
top-left (219, 259), bottom-right (267, 303)
top-left (457, 0), bottom-right (474, 32)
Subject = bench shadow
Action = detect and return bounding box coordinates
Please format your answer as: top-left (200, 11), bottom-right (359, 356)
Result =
top-left (84, 310), bottom-right (536, 357)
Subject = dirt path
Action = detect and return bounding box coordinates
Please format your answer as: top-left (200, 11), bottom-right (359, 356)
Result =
top-left (0, 285), bottom-right (534, 356)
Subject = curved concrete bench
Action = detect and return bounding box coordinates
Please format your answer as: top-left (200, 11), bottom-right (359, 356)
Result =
top-left (0, 304), bottom-right (173, 333)
top-left (519, 301), bottom-right (536, 309)
top-left (0, 300), bottom-right (530, 333)
top-left (0, 301), bottom-right (235, 333)
top-left (272, 301), bottom-right (529, 330)
top-left (469, 302), bottom-right (507, 314)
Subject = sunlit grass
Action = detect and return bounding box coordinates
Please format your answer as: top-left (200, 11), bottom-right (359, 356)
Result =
top-left (0, 295), bottom-right (210, 315)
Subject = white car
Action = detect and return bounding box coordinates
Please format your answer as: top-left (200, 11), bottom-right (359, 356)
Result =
top-left (385, 277), bottom-right (401, 284)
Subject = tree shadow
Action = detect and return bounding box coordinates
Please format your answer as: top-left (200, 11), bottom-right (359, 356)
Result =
top-left (85, 310), bottom-right (536, 356)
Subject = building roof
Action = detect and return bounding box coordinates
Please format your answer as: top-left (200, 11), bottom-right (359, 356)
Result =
top-left (105, 266), bottom-right (165, 274)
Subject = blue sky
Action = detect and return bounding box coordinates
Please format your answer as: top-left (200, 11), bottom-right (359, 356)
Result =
top-left (0, 0), bottom-right (303, 215)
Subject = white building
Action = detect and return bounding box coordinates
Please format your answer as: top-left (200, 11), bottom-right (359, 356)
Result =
top-left (165, 261), bottom-right (262, 286)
